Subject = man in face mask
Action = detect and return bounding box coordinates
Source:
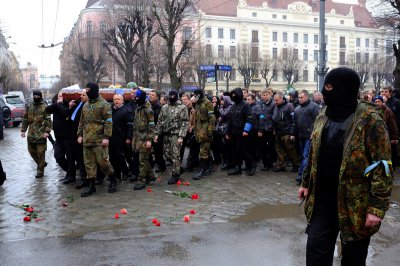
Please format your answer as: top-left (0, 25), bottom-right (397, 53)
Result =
top-left (21, 90), bottom-right (52, 178)
top-left (298, 67), bottom-right (393, 265)
top-left (154, 90), bottom-right (189, 184)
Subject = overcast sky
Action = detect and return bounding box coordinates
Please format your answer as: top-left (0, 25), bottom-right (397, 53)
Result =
top-left (0, 0), bottom-right (86, 77)
top-left (0, 0), bottom-right (361, 77)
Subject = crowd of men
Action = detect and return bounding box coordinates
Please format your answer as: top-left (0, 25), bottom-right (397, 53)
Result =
top-left (19, 80), bottom-right (399, 197)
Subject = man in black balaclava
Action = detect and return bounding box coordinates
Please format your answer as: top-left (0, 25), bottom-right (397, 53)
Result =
top-left (154, 90), bottom-right (189, 184)
top-left (226, 88), bottom-right (254, 175)
top-left (33, 90), bottom-right (43, 103)
top-left (298, 67), bottom-right (393, 265)
top-left (86, 82), bottom-right (99, 100)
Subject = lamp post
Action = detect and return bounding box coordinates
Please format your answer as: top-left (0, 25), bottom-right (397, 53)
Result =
top-left (316, 0), bottom-right (329, 92)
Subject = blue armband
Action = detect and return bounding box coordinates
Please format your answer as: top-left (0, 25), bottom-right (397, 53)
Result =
top-left (244, 123), bottom-right (252, 132)
top-left (106, 118), bottom-right (112, 122)
top-left (364, 160), bottom-right (392, 177)
top-left (259, 114), bottom-right (265, 119)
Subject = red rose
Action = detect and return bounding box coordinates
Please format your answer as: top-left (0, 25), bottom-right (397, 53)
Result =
top-left (62, 202), bottom-right (68, 207)
top-left (114, 213), bottom-right (119, 219)
top-left (25, 207), bottom-right (34, 213)
top-left (120, 208), bottom-right (128, 215)
top-left (190, 209), bottom-right (196, 215)
top-left (176, 180), bottom-right (181, 186)
top-left (147, 188), bottom-right (152, 192)
top-left (23, 216), bottom-right (31, 222)
top-left (184, 181), bottom-right (190, 186)
top-left (152, 218), bottom-right (159, 224)
top-left (183, 215), bottom-right (190, 223)
top-left (155, 222), bottom-right (161, 227)
top-left (191, 193), bottom-right (199, 200)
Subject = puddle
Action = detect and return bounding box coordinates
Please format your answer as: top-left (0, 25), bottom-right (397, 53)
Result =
top-left (391, 186), bottom-right (400, 202)
top-left (232, 203), bottom-right (304, 222)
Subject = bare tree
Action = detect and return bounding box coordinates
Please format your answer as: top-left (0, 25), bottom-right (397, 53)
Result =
top-left (260, 54), bottom-right (275, 88)
top-left (153, 0), bottom-right (196, 90)
top-left (237, 43), bottom-right (258, 89)
top-left (278, 47), bottom-right (303, 88)
top-left (347, 52), bottom-right (370, 90)
top-left (371, 54), bottom-right (394, 93)
top-left (189, 45), bottom-right (215, 90)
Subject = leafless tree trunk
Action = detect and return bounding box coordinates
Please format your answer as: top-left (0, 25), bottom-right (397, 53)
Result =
top-left (237, 43), bottom-right (258, 89)
top-left (278, 47), bottom-right (303, 88)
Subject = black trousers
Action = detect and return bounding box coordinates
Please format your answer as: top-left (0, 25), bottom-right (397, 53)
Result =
top-left (230, 134), bottom-right (252, 169)
top-left (54, 139), bottom-right (76, 178)
top-left (306, 203), bottom-right (370, 266)
top-left (109, 144), bottom-right (128, 179)
top-left (72, 141), bottom-right (86, 179)
top-left (258, 131), bottom-right (277, 168)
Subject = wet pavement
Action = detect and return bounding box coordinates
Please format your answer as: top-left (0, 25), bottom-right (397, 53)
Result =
top-left (0, 126), bottom-right (399, 265)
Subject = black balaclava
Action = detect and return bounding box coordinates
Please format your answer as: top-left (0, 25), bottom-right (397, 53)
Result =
top-left (231, 87), bottom-right (243, 104)
top-left (135, 89), bottom-right (146, 106)
top-left (169, 90), bottom-right (179, 104)
top-left (32, 90), bottom-right (43, 103)
top-left (322, 67), bottom-right (360, 121)
top-left (193, 89), bottom-right (204, 101)
top-left (86, 82), bottom-right (99, 100)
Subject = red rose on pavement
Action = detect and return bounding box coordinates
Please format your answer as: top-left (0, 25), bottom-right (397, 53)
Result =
top-left (114, 213), bottom-right (119, 219)
top-left (190, 209), bottom-right (196, 215)
top-left (176, 180), bottom-right (181, 186)
top-left (147, 188), bottom-right (152, 192)
top-left (184, 181), bottom-right (190, 186)
top-left (183, 215), bottom-right (190, 223)
top-left (25, 207), bottom-right (34, 213)
top-left (120, 208), bottom-right (128, 215)
top-left (155, 222), bottom-right (161, 227)
top-left (191, 193), bottom-right (199, 200)
top-left (152, 218), bottom-right (159, 225)
top-left (23, 216), bottom-right (31, 222)
top-left (62, 202), bottom-right (68, 207)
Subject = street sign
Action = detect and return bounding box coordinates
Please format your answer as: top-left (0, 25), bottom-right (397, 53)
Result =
top-left (217, 65), bottom-right (232, 71)
top-left (206, 70), bottom-right (215, 78)
top-left (199, 65), bottom-right (215, 71)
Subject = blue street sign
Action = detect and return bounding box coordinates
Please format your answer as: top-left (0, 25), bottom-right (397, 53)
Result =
top-left (217, 65), bottom-right (232, 71)
top-left (206, 70), bottom-right (215, 78)
top-left (200, 65), bottom-right (215, 71)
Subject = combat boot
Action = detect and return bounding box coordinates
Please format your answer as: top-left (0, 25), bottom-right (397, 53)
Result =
top-left (134, 178), bottom-right (146, 190)
top-left (228, 165), bottom-right (242, 175)
top-left (204, 158), bottom-right (214, 176)
top-left (246, 163), bottom-right (257, 176)
top-left (167, 174), bottom-right (180, 185)
top-left (81, 179), bottom-right (96, 197)
top-left (193, 159), bottom-right (206, 180)
top-left (95, 175), bottom-right (104, 185)
top-left (108, 176), bottom-right (117, 193)
top-left (35, 172), bottom-right (44, 178)
top-left (146, 176), bottom-right (156, 185)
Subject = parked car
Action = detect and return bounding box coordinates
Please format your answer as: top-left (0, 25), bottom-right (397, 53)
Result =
top-left (0, 98), bottom-right (11, 140)
top-left (0, 94), bottom-right (25, 127)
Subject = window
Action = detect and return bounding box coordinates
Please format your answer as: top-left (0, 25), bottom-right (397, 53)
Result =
top-left (386, 40), bottom-right (393, 53)
top-left (86, 21), bottom-right (93, 37)
top-left (374, 39), bottom-right (378, 48)
top-left (303, 33), bottom-right (308, 44)
top-left (365, 53), bottom-right (369, 63)
top-left (365, 39), bottom-right (369, 47)
top-left (356, 38), bottom-right (361, 47)
top-left (294, 33), bottom-right (299, 43)
top-left (183, 27), bottom-right (192, 40)
top-left (231, 69), bottom-right (236, 81)
top-left (314, 70), bottom-right (318, 82)
top-left (294, 49), bottom-right (299, 60)
top-left (273, 69), bottom-right (278, 81)
top-left (283, 15), bottom-right (287, 19)
top-left (230, 46), bottom-right (236, 58)
top-left (314, 18), bottom-right (318, 23)
top-left (272, 14), bottom-right (277, 19)
top-left (282, 48), bottom-right (288, 60)
top-left (272, 48), bottom-right (278, 60)
top-left (206, 27), bottom-right (212, 38)
top-left (100, 21), bottom-right (106, 32)
top-left (252, 12), bottom-right (257, 17)
top-left (218, 45), bottom-right (224, 58)
top-left (340, 20), bottom-right (344, 25)
top-left (373, 53), bottom-right (378, 63)
top-left (205, 45), bottom-right (212, 57)
top-left (314, 34), bottom-right (318, 44)
top-left (218, 28), bottom-right (224, 39)
top-left (283, 32), bottom-right (288, 42)
top-left (230, 29), bottom-right (236, 40)
top-left (356, 52), bottom-right (361, 64)
top-left (251, 46), bottom-right (259, 62)
top-left (303, 70), bottom-right (309, 82)
top-left (272, 32), bottom-right (278, 42)
top-left (339, 51), bottom-right (346, 65)
top-left (252, 30), bottom-right (259, 43)
top-left (340, 36), bottom-right (346, 48)
top-left (314, 50), bottom-right (318, 62)
top-left (303, 49), bottom-right (308, 61)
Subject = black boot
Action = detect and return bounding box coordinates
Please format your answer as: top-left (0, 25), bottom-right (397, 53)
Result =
top-left (95, 176), bottom-right (104, 185)
top-left (108, 176), bottom-right (117, 193)
top-left (81, 179), bottom-right (96, 197)
top-left (134, 178), bottom-right (146, 190)
top-left (75, 179), bottom-right (89, 189)
top-left (246, 163), bottom-right (257, 176)
top-left (193, 159), bottom-right (206, 180)
top-left (167, 174), bottom-right (180, 185)
top-left (220, 161), bottom-right (230, 170)
top-left (205, 158), bottom-right (213, 176)
top-left (228, 165), bottom-right (242, 175)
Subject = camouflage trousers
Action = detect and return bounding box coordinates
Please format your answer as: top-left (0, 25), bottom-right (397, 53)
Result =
top-left (199, 141), bottom-right (211, 159)
top-left (83, 145), bottom-right (114, 179)
top-left (28, 142), bottom-right (47, 175)
top-left (139, 150), bottom-right (153, 181)
top-left (163, 134), bottom-right (182, 175)
top-left (275, 135), bottom-right (299, 168)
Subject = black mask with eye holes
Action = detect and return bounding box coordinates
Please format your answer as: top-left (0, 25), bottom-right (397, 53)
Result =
top-left (169, 90), bottom-right (179, 104)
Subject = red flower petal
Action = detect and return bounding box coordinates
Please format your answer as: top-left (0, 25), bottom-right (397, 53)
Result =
top-left (120, 208), bottom-right (128, 215)
top-left (152, 218), bottom-right (159, 224)
top-left (23, 216), bottom-right (31, 222)
top-left (183, 215), bottom-right (190, 223)
top-left (191, 193), bottom-right (199, 200)
top-left (190, 209), bottom-right (196, 215)
top-left (184, 181), bottom-right (190, 186)
top-left (176, 180), bottom-right (181, 186)
top-left (147, 188), bottom-right (152, 192)
top-left (114, 213), bottom-right (119, 219)
top-left (62, 202), bottom-right (68, 207)
top-left (25, 207), bottom-right (34, 213)
top-left (155, 222), bottom-right (161, 227)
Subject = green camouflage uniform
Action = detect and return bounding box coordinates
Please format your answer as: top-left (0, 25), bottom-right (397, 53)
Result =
top-left (21, 100), bottom-right (52, 175)
top-left (77, 96), bottom-right (114, 179)
top-left (155, 102), bottom-right (188, 175)
top-left (301, 102), bottom-right (393, 241)
top-left (194, 97), bottom-right (216, 159)
top-left (132, 101), bottom-right (155, 184)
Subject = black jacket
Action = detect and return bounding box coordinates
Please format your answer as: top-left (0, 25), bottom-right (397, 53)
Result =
top-left (227, 88), bottom-right (253, 135)
top-left (45, 101), bottom-right (73, 141)
top-left (260, 98), bottom-right (275, 132)
top-left (151, 101), bottom-right (162, 124)
top-left (272, 99), bottom-right (294, 136)
top-left (111, 105), bottom-right (132, 146)
top-left (293, 100), bottom-right (320, 139)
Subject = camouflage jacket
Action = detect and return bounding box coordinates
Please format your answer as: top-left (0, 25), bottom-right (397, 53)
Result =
top-left (77, 96), bottom-right (112, 147)
top-left (132, 102), bottom-right (155, 152)
top-left (194, 98), bottom-right (216, 142)
top-left (301, 102), bottom-right (393, 241)
top-left (155, 102), bottom-right (188, 138)
top-left (21, 101), bottom-right (52, 143)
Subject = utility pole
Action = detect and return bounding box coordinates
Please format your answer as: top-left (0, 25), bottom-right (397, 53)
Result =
top-left (316, 0), bottom-right (329, 92)
top-left (215, 63), bottom-right (219, 95)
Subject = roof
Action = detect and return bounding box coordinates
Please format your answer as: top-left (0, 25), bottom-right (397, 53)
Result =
top-left (197, 0), bottom-right (378, 28)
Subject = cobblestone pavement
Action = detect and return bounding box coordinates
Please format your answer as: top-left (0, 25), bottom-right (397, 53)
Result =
top-left (0, 126), bottom-right (399, 265)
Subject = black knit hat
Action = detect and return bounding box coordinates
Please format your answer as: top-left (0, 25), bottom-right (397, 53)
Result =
top-left (86, 82), bottom-right (99, 100)
top-left (32, 90), bottom-right (42, 98)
